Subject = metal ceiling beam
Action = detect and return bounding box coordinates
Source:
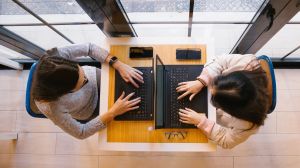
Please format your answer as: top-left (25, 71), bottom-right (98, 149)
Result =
top-left (0, 22), bottom-right (95, 27)
top-left (188, 0), bottom-right (195, 37)
top-left (0, 58), bottom-right (101, 70)
top-left (0, 52), bottom-right (23, 70)
top-left (231, 0), bottom-right (300, 54)
top-left (0, 26), bottom-right (45, 59)
top-left (281, 44), bottom-right (300, 59)
top-left (76, 0), bottom-right (136, 37)
top-left (272, 57), bottom-right (300, 68)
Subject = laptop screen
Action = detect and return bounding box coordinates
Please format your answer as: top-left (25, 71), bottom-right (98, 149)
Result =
top-left (155, 55), bottom-right (165, 128)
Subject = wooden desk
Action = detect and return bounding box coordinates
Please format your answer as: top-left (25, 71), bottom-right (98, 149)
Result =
top-left (99, 42), bottom-right (216, 152)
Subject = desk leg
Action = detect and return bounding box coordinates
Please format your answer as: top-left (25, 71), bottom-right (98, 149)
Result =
top-left (0, 133), bottom-right (18, 140)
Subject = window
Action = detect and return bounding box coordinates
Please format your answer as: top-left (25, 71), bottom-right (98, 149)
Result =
top-left (119, 0), bottom-right (266, 54)
top-left (20, 0), bottom-right (93, 23)
top-left (193, 0), bottom-right (264, 22)
top-left (256, 12), bottom-right (300, 58)
top-left (0, 45), bottom-right (30, 59)
top-left (133, 24), bottom-right (188, 37)
top-left (120, 0), bottom-right (190, 22)
top-left (54, 24), bottom-right (107, 46)
top-left (5, 26), bottom-right (71, 49)
top-left (0, 0), bottom-right (106, 60)
top-left (0, 1), bottom-right (41, 24)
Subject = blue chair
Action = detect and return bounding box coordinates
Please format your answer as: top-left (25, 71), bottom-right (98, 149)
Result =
top-left (25, 62), bottom-right (97, 123)
top-left (25, 62), bottom-right (47, 118)
top-left (257, 55), bottom-right (277, 114)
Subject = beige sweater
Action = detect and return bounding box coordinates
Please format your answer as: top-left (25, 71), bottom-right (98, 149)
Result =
top-left (198, 54), bottom-right (261, 149)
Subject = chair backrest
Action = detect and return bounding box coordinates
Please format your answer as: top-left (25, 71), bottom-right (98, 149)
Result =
top-left (25, 62), bottom-right (47, 118)
top-left (257, 55), bottom-right (277, 114)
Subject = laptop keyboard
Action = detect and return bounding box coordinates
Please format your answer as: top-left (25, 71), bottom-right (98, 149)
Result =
top-left (114, 67), bottom-right (153, 120)
top-left (168, 68), bottom-right (192, 128)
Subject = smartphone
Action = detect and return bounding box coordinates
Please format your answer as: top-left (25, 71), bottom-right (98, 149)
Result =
top-left (129, 47), bottom-right (153, 58)
top-left (176, 48), bottom-right (201, 60)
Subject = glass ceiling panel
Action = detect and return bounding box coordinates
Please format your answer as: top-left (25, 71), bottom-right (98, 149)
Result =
top-left (0, 45), bottom-right (30, 59)
top-left (120, 0), bottom-right (190, 22)
top-left (133, 24), bottom-right (188, 37)
top-left (54, 24), bottom-right (107, 46)
top-left (5, 26), bottom-right (71, 50)
top-left (193, 0), bottom-right (266, 22)
top-left (292, 48), bottom-right (300, 57)
top-left (192, 24), bottom-right (248, 55)
top-left (290, 12), bottom-right (300, 22)
top-left (256, 24), bottom-right (300, 58)
top-left (0, 0), bottom-right (41, 24)
top-left (19, 0), bottom-right (93, 23)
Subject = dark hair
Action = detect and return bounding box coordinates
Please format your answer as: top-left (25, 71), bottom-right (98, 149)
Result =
top-left (210, 68), bottom-right (269, 127)
top-left (32, 56), bottom-right (79, 101)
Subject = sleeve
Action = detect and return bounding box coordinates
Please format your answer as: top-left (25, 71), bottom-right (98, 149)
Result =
top-left (46, 43), bottom-right (109, 63)
top-left (35, 101), bottom-right (106, 139)
top-left (198, 54), bottom-right (257, 85)
top-left (206, 121), bottom-right (258, 149)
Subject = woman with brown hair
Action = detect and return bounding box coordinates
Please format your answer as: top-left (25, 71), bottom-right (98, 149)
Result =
top-left (176, 54), bottom-right (269, 149)
top-left (32, 43), bottom-right (143, 139)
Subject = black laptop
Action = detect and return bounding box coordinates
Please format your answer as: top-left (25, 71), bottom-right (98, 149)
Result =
top-left (114, 59), bottom-right (154, 121)
top-left (154, 55), bottom-right (208, 128)
top-left (114, 55), bottom-right (208, 129)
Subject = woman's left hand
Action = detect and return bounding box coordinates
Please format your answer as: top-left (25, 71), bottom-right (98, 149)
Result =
top-left (178, 108), bottom-right (205, 125)
top-left (113, 61), bottom-right (144, 88)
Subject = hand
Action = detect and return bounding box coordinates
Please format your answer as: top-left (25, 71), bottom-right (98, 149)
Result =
top-left (113, 61), bottom-right (144, 88)
top-left (100, 92), bottom-right (140, 124)
top-left (178, 108), bottom-right (205, 125)
top-left (109, 92), bottom-right (141, 117)
top-left (176, 80), bottom-right (204, 101)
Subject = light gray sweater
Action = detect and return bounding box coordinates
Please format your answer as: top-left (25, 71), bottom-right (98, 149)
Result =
top-left (35, 43), bottom-right (108, 139)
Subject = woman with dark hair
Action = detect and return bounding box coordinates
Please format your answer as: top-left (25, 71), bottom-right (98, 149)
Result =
top-left (32, 43), bottom-right (143, 139)
top-left (176, 54), bottom-right (269, 149)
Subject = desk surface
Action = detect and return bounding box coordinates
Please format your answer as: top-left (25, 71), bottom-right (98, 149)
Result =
top-left (99, 42), bottom-right (216, 152)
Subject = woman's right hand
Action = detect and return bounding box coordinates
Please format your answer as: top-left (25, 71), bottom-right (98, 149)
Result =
top-left (100, 92), bottom-right (141, 123)
top-left (109, 92), bottom-right (141, 116)
top-left (176, 80), bottom-right (204, 101)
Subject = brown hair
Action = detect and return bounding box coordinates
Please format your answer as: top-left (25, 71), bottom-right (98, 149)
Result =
top-left (32, 56), bottom-right (79, 101)
top-left (211, 68), bottom-right (269, 127)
